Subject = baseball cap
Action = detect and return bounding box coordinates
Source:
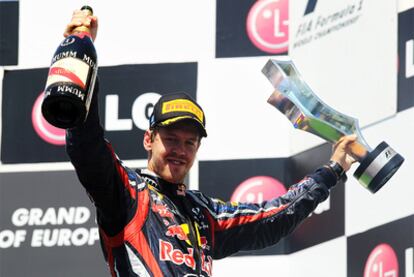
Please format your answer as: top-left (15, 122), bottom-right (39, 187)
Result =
top-left (149, 93), bottom-right (207, 137)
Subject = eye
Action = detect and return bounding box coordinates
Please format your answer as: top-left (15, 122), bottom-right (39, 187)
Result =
top-left (186, 140), bottom-right (197, 148)
top-left (165, 137), bottom-right (177, 143)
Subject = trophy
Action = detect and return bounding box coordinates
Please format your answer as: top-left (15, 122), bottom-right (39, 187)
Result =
top-left (262, 59), bottom-right (404, 193)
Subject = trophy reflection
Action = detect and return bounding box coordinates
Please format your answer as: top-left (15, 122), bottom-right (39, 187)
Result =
top-left (262, 59), bottom-right (404, 193)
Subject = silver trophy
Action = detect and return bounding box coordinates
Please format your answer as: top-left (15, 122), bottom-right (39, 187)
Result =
top-left (262, 59), bottom-right (404, 193)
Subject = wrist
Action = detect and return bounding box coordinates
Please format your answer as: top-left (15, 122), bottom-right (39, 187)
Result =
top-left (324, 160), bottom-right (347, 182)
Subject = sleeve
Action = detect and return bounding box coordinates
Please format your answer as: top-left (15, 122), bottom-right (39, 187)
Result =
top-left (65, 79), bottom-right (139, 236)
top-left (202, 166), bottom-right (338, 259)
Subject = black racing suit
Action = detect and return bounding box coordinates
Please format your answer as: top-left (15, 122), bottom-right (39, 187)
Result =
top-left (66, 81), bottom-right (339, 277)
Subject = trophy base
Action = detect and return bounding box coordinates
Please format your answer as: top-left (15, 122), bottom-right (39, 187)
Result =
top-left (353, 141), bottom-right (404, 193)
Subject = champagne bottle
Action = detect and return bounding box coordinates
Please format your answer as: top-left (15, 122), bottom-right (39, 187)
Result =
top-left (41, 5), bottom-right (97, 129)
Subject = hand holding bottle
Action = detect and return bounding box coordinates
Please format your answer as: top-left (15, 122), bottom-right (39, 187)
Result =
top-left (64, 8), bottom-right (98, 42)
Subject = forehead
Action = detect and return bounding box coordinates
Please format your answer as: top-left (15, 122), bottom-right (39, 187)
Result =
top-left (158, 121), bottom-right (201, 139)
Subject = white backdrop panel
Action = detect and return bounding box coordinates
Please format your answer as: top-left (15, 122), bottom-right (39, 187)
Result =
top-left (346, 107), bottom-right (414, 236)
top-left (288, 0), bottom-right (397, 155)
top-left (214, 237), bottom-right (346, 277)
top-left (198, 57), bottom-right (293, 160)
top-left (19, 0), bottom-right (216, 68)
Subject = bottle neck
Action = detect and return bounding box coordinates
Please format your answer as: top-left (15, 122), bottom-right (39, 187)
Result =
top-left (73, 26), bottom-right (90, 35)
top-left (71, 28), bottom-right (92, 39)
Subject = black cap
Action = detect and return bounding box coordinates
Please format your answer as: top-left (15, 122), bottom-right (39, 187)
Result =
top-left (80, 5), bottom-right (93, 14)
top-left (149, 93), bottom-right (207, 137)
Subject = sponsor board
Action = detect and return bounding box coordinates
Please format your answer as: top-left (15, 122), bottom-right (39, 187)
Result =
top-left (287, 142), bottom-right (344, 253)
top-left (216, 0), bottom-right (289, 58)
top-left (0, 170), bottom-right (107, 277)
top-left (1, 67), bottom-right (67, 163)
top-left (199, 157), bottom-right (288, 255)
top-left (1, 62), bottom-right (197, 164)
top-left (347, 215), bottom-right (414, 277)
top-left (0, 0), bottom-right (19, 65)
top-left (199, 142), bottom-right (344, 255)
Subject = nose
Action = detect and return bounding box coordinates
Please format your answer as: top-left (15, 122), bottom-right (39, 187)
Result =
top-left (171, 140), bottom-right (186, 157)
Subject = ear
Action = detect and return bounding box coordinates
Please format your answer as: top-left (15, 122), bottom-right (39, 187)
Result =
top-left (143, 129), bottom-right (153, 151)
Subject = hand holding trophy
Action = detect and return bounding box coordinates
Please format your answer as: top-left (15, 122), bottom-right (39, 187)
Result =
top-left (262, 59), bottom-right (404, 193)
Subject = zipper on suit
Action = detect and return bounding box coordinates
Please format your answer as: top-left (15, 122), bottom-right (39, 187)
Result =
top-left (186, 216), bottom-right (202, 275)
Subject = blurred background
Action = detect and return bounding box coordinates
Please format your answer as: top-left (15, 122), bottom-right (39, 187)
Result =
top-left (0, 0), bottom-right (413, 276)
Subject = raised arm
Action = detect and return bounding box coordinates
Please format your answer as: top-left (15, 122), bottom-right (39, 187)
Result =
top-left (64, 10), bottom-right (136, 236)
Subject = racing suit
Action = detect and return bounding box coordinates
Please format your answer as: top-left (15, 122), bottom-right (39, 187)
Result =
top-left (66, 81), bottom-right (339, 277)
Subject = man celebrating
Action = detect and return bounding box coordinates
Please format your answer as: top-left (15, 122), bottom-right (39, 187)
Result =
top-left (65, 9), bottom-right (357, 277)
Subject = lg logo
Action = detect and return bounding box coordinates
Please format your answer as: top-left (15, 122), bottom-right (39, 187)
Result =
top-left (32, 92), bottom-right (162, 145)
top-left (32, 92), bottom-right (66, 146)
top-left (246, 0), bottom-right (289, 54)
top-left (231, 176), bottom-right (286, 204)
top-left (365, 244), bottom-right (399, 277)
top-left (245, 0), bottom-right (320, 53)
top-left (364, 244), bottom-right (414, 277)
top-left (105, 93), bottom-right (161, 131)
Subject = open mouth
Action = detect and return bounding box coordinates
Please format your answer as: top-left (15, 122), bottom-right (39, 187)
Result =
top-left (167, 158), bottom-right (186, 166)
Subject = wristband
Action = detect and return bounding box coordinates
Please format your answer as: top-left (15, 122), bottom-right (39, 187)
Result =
top-left (325, 160), bottom-right (347, 182)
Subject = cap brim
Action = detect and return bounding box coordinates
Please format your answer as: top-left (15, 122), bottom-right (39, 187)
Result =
top-left (158, 115), bottom-right (207, 137)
